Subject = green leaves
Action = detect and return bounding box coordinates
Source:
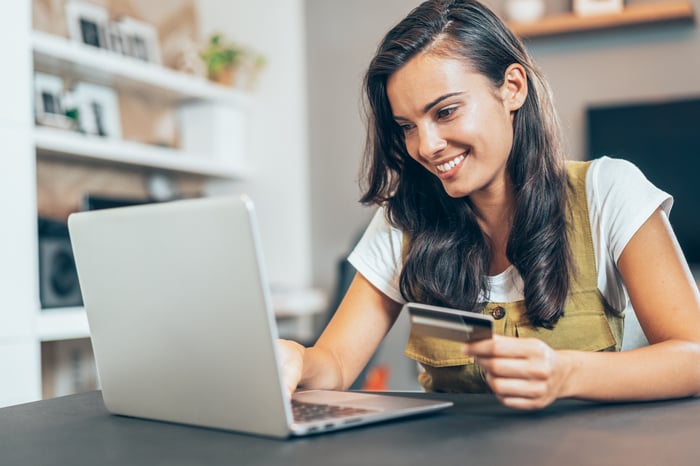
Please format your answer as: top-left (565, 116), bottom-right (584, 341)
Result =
top-left (199, 33), bottom-right (244, 78)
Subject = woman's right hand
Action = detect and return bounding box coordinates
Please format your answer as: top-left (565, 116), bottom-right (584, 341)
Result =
top-left (277, 338), bottom-right (306, 398)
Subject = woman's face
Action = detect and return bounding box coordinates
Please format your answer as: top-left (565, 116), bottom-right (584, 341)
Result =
top-left (386, 52), bottom-right (525, 199)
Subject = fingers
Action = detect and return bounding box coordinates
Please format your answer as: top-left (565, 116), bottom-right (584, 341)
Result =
top-left (484, 372), bottom-right (547, 399)
top-left (463, 335), bottom-right (562, 409)
top-left (464, 334), bottom-right (549, 359)
top-left (277, 339), bottom-right (305, 398)
top-left (465, 335), bottom-right (553, 377)
top-left (485, 367), bottom-right (558, 410)
top-left (476, 355), bottom-right (548, 379)
top-left (494, 394), bottom-right (554, 410)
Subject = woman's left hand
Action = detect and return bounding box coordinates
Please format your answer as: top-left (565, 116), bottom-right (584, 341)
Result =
top-left (463, 334), bottom-right (573, 410)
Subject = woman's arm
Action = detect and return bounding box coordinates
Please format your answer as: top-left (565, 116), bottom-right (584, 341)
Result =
top-left (564, 207), bottom-right (700, 398)
top-left (279, 272), bottom-right (402, 396)
top-left (465, 208), bottom-right (700, 409)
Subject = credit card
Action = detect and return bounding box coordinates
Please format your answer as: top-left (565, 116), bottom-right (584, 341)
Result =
top-left (404, 302), bottom-right (493, 342)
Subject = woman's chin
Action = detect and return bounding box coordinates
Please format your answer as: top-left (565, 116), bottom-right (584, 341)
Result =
top-left (442, 185), bottom-right (471, 199)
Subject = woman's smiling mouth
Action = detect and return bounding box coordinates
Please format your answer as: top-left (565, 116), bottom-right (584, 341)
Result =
top-left (435, 153), bottom-right (466, 176)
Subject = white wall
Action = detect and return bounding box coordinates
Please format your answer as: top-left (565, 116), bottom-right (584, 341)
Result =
top-left (305, 0), bottom-right (417, 294)
top-left (524, 4), bottom-right (700, 162)
top-left (197, 0), bottom-right (313, 290)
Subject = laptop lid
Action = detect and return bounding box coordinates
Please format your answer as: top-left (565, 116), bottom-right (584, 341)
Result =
top-left (68, 195), bottom-right (451, 438)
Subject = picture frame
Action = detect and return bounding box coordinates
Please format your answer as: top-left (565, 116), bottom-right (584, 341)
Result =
top-left (70, 82), bottom-right (122, 139)
top-left (65, 1), bottom-right (111, 50)
top-left (573, 0), bottom-right (624, 16)
top-left (34, 72), bottom-right (75, 130)
top-left (105, 22), bottom-right (128, 56)
top-left (116, 17), bottom-right (162, 64)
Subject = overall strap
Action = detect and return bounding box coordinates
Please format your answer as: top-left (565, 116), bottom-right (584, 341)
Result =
top-left (565, 161), bottom-right (598, 292)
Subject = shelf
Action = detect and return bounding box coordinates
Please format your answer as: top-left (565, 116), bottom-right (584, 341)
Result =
top-left (509, 1), bottom-right (695, 38)
top-left (34, 126), bottom-right (249, 179)
top-left (36, 288), bottom-right (327, 343)
top-left (271, 288), bottom-right (328, 318)
top-left (36, 307), bottom-right (89, 342)
top-left (32, 31), bottom-right (251, 107)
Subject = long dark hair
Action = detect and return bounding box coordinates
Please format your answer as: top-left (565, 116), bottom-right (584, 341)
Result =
top-left (360, 0), bottom-right (570, 328)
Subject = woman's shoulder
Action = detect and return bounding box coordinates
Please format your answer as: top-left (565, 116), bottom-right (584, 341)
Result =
top-left (588, 155), bottom-right (643, 177)
top-left (565, 155), bottom-right (641, 179)
top-left (584, 156), bottom-right (654, 197)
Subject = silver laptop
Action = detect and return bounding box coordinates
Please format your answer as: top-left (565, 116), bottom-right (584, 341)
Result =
top-left (67, 195), bottom-right (452, 438)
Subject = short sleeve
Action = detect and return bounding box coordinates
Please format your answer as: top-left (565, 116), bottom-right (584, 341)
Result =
top-left (347, 207), bottom-right (405, 304)
top-left (588, 156), bottom-right (673, 265)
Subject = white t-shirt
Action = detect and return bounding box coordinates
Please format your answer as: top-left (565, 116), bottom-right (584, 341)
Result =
top-left (348, 157), bottom-right (672, 323)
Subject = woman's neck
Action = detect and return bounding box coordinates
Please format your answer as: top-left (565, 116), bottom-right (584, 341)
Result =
top-left (470, 183), bottom-right (515, 276)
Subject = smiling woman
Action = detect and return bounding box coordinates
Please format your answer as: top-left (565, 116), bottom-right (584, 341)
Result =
top-left (277, 0), bottom-right (700, 410)
top-left (386, 55), bottom-right (523, 199)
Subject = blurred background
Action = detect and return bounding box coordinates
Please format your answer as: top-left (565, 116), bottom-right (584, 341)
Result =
top-left (1, 0), bottom-right (698, 406)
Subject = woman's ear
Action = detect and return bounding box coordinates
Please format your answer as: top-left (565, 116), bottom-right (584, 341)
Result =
top-left (501, 63), bottom-right (528, 112)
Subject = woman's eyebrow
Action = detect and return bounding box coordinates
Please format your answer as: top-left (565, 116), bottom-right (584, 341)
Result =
top-left (422, 92), bottom-right (464, 113)
top-left (394, 91), bottom-right (465, 121)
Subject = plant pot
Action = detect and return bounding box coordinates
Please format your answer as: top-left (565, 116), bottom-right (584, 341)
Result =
top-left (210, 65), bottom-right (238, 87)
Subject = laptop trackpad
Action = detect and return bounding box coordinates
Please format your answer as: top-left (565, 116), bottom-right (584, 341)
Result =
top-left (293, 390), bottom-right (387, 409)
top-left (293, 389), bottom-right (432, 412)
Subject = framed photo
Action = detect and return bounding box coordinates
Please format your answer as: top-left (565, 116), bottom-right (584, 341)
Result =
top-left (34, 72), bottom-right (75, 130)
top-left (65, 1), bottom-right (111, 49)
top-left (105, 22), bottom-right (128, 56)
top-left (70, 82), bottom-right (122, 139)
top-left (116, 17), bottom-right (162, 64)
top-left (573, 0), bottom-right (624, 16)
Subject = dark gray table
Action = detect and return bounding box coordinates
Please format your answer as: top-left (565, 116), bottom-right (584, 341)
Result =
top-left (2, 390), bottom-right (699, 466)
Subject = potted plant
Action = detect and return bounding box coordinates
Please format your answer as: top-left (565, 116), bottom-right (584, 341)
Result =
top-left (199, 32), bottom-right (245, 86)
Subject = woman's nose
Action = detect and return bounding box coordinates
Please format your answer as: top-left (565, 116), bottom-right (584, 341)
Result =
top-left (417, 124), bottom-right (447, 160)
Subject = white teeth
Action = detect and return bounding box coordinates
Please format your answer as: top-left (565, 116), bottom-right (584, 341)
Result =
top-left (436, 154), bottom-right (465, 173)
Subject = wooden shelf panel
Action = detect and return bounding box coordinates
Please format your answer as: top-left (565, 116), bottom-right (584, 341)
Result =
top-left (509, 1), bottom-right (694, 38)
top-left (34, 126), bottom-right (249, 179)
top-left (32, 31), bottom-right (251, 107)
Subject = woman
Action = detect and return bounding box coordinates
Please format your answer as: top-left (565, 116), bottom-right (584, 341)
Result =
top-left (280, 0), bottom-right (700, 409)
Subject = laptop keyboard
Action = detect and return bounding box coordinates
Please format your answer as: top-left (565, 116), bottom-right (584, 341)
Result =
top-left (291, 400), bottom-right (375, 422)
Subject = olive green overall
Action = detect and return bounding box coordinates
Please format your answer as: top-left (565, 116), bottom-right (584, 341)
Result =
top-left (404, 161), bottom-right (624, 393)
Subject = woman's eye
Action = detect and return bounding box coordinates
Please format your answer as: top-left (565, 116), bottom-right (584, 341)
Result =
top-left (398, 123), bottom-right (415, 133)
top-left (437, 107), bottom-right (456, 120)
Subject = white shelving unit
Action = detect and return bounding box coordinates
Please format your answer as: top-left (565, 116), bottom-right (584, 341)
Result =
top-left (1, 0), bottom-right (323, 408)
top-left (30, 28), bottom-right (254, 348)
top-left (0, 1), bottom-right (326, 407)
